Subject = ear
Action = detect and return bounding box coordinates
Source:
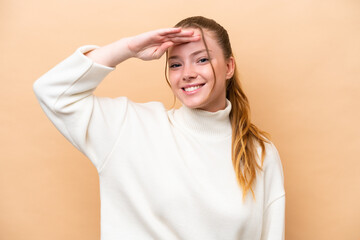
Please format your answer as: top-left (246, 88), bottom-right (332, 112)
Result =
top-left (225, 56), bottom-right (235, 79)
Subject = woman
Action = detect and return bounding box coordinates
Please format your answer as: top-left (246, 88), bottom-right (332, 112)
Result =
top-left (34, 16), bottom-right (285, 240)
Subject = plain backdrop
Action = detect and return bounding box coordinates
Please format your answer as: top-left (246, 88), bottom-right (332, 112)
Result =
top-left (1, 0), bottom-right (359, 239)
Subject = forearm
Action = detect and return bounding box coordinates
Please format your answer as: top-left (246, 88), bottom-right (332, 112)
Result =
top-left (84, 37), bottom-right (134, 68)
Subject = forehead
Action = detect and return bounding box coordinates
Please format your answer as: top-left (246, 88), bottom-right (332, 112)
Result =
top-left (168, 28), bottom-right (221, 57)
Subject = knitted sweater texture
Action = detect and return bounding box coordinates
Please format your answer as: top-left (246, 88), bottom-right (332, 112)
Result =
top-left (33, 45), bottom-right (285, 240)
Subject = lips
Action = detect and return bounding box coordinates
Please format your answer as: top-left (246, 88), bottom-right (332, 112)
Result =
top-left (182, 83), bottom-right (205, 92)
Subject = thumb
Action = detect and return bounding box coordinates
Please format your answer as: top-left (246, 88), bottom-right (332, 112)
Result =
top-left (153, 41), bottom-right (174, 59)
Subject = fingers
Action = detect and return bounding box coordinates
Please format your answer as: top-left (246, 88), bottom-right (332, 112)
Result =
top-left (130, 27), bottom-right (201, 60)
top-left (157, 28), bottom-right (181, 35)
top-left (152, 28), bottom-right (201, 45)
top-left (164, 35), bottom-right (200, 43)
top-left (160, 36), bottom-right (200, 48)
top-left (161, 30), bottom-right (200, 44)
top-left (157, 28), bottom-right (197, 38)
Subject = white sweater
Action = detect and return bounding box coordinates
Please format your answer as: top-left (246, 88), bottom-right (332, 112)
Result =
top-left (33, 45), bottom-right (285, 240)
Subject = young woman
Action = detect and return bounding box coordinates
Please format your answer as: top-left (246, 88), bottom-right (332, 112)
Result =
top-left (34, 16), bottom-right (285, 240)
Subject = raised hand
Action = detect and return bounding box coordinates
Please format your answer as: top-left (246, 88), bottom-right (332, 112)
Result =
top-left (127, 28), bottom-right (200, 61)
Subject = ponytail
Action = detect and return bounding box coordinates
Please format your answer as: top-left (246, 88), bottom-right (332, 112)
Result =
top-left (227, 69), bottom-right (270, 200)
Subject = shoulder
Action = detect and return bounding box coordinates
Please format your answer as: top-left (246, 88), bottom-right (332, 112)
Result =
top-left (254, 138), bottom-right (282, 170)
top-left (119, 99), bottom-right (171, 126)
top-left (127, 100), bottom-right (167, 116)
top-left (264, 141), bottom-right (283, 175)
top-left (260, 140), bottom-right (285, 195)
top-left (97, 97), bottom-right (169, 123)
top-left (264, 141), bottom-right (281, 165)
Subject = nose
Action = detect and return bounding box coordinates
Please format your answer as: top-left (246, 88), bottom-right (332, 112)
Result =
top-left (182, 64), bottom-right (198, 81)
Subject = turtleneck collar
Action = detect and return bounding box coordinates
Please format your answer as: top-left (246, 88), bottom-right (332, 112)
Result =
top-left (169, 99), bottom-right (232, 140)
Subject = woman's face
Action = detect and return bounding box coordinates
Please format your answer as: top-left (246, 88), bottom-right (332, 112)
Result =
top-left (167, 28), bottom-right (234, 112)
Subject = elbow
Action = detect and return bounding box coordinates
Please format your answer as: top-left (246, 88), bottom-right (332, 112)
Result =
top-left (32, 77), bottom-right (54, 111)
top-left (33, 78), bottom-right (44, 101)
top-left (33, 79), bottom-right (40, 94)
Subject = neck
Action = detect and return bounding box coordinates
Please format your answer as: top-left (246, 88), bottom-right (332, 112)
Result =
top-left (170, 99), bottom-right (232, 140)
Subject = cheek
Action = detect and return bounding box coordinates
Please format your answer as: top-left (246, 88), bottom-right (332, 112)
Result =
top-left (168, 76), bottom-right (179, 94)
top-left (214, 63), bottom-right (228, 82)
top-left (168, 71), bottom-right (181, 86)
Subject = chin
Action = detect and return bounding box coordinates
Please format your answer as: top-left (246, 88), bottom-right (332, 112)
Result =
top-left (181, 100), bottom-right (208, 110)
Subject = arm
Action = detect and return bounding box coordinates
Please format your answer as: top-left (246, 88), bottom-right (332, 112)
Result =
top-left (33, 28), bottom-right (199, 171)
top-left (261, 195), bottom-right (285, 240)
top-left (260, 143), bottom-right (286, 240)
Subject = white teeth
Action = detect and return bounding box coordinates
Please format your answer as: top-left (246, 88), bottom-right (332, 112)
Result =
top-left (184, 85), bottom-right (202, 92)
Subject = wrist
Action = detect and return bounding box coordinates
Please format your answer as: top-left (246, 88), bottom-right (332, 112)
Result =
top-left (112, 37), bottom-right (135, 60)
top-left (101, 38), bottom-right (132, 67)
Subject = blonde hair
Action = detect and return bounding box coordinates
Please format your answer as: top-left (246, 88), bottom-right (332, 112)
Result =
top-left (165, 16), bottom-right (270, 200)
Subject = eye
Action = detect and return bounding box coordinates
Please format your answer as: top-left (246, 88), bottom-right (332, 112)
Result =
top-left (169, 63), bottom-right (182, 68)
top-left (198, 58), bottom-right (209, 63)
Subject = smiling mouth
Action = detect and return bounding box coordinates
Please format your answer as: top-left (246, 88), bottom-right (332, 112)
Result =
top-left (183, 84), bottom-right (205, 92)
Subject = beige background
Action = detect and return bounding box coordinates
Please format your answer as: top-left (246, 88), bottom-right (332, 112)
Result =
top-left (1, 0), bottom-right (359, 239)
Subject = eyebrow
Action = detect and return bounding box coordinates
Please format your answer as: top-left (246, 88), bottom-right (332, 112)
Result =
top-left (168, 49), bottom-right (211, 60)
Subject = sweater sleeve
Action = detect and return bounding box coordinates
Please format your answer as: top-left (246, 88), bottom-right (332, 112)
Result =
top-left (260, 143), bottom-right (286, 240)
top-left (33, 45), bottom-right (128, 172)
